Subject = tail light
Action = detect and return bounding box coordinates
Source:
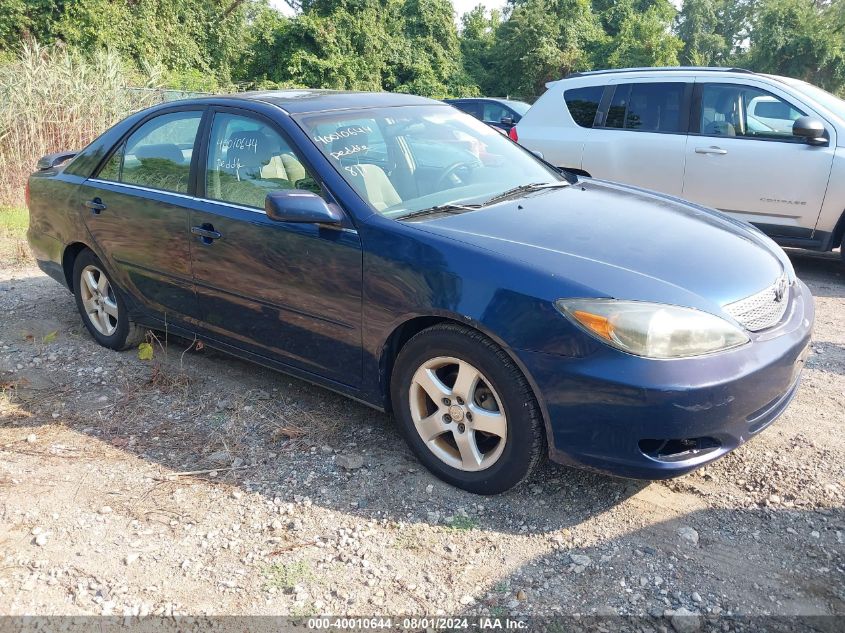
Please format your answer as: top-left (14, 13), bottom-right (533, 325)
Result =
top-left (508, 126), bottom-right (518, 142)
top-left (24, 180), bottom-right (30, 209)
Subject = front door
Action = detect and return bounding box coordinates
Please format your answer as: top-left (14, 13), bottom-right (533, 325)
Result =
top-left (682, 80), bottom-right (836, 240)
top-left (188, 109), bottom-right (363, 386)
top-left (80, 108), bottom-right (204, 321)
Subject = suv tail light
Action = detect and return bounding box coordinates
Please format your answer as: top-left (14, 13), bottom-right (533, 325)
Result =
top-left (508, 126), bottom-right (518, 142)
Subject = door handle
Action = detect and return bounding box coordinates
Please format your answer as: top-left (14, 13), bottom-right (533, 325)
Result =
top-left (191, 225), bottom-right (222, 244)
top-left (85, 198), bottom-right (107, 214)
top-left (695, 146), bottom-right (728, 155)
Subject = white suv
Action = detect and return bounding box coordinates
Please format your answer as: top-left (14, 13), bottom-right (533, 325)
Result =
top-left (513, 67), bottom-right (845, 260)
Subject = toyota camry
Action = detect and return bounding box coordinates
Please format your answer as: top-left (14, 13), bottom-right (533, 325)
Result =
top-left (26, 90), bottom-right (813, 494)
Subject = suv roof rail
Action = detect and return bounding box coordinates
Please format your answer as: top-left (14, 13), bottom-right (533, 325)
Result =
top-left (564, 66), bottom-right (755, 79)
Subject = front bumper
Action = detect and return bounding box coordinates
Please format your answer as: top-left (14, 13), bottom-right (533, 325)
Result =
top-left (517, 279), bottom-right (814, 479)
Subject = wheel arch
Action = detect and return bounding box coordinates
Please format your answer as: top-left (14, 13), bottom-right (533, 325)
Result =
top-left (377, 314), bottom-right (553, 450)
top-left (61, 241), bottom-right (93, 290)
top-left (828, 208), bottom-right (845, 253)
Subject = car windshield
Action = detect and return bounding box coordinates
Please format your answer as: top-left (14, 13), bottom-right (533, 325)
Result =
top-left (297, 105), bottom-right (563, 218)
top-left (782, 78), bottom-right (845, 124)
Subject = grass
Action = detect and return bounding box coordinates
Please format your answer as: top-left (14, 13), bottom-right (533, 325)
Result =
top-left (0, 206), bottom-right (30, 266)
top-left (264, 561), bottom-right (314, 591)
top-left (0, 206), bottom-right (27, 232)
top-left (446, 515), bottom-right (478, 531)
top-left (0, 43), bottom-right (164, 207)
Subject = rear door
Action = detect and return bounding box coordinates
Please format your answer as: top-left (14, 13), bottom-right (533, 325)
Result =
top-left (682, 79), bottom-right (836, 240)
top-left (188, 107), bottom-right (363, 386)
top-left (80, 107), bottom-right (205, 321)
top-left (581, 79), bottom-right (692, 195)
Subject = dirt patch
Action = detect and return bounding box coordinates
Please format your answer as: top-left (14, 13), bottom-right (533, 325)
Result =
top-left (0, 249), bottom-right (843, 621)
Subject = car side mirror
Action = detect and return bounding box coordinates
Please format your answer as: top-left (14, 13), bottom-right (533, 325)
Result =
top-left (265, 190), bottom-right (342, 224)
top-left (37, 151), bottom-right (77, 170)
top-left (793, 116), bottom-right (828, 146)
top-left (500, 116), bottom-right (515, 126)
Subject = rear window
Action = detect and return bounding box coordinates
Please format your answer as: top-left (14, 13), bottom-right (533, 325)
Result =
top-left (564, 86), bottom-right (603, 128)
top-left (603, 83), bottom-right (685, 133)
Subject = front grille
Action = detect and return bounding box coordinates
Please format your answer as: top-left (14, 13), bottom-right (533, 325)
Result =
top-left (723, 275), bottom-right (790, 332)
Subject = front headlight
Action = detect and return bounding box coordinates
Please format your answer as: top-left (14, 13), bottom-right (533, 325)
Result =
top-left (556, 299), bottom-right (749, 359)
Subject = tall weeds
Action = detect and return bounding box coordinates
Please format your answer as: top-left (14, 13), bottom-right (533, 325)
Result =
top-left (0, 43), bottom-right (165, 206)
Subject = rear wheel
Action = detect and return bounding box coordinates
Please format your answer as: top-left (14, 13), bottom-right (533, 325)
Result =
top-left (72, 249), bottom-right (145, 351)
top-left (391, 323), bottom-right (545, 494)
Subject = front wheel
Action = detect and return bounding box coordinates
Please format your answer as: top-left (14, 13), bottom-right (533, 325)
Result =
top-left (391, 324), bottom-right (545, 494)
top-left (72, 249), bottom-right (145, 351)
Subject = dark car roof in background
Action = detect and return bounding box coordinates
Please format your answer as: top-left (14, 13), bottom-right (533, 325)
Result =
top-left (445, 97), bottom-right (529, 105)
top-left (182, 89), bottom-right (442, 115)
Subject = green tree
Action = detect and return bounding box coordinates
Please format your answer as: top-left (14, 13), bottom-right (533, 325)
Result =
top-left (745, 0), bottom-right (845, 92)
top-left (460, 5), bottom-right (502, 95)
top-left (492, 0), bottom-right (604, 98)
top-left (605, 1), bottom-right (683, 68)
top-left (0, 0), bottom-right (66, 53)
top-left (675, 0), bottom-right (753, 65)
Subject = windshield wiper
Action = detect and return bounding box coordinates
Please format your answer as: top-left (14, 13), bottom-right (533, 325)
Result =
top-left (398, 203), bottom-right (482, 221)
top-left (481, 181), bottom-right (571, 207)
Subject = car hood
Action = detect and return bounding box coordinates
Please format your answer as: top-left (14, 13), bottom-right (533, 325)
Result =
top-left (409, 179), bottom-right (789, 312)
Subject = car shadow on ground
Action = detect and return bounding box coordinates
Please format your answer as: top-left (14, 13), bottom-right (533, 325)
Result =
top-left (788, 250), bottom-right (844, 298)
top-left (450, 505), bottom-right (844, 622)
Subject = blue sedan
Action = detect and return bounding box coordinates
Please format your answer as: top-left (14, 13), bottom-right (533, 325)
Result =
top-left (26, 90), bottom-right (813, 494)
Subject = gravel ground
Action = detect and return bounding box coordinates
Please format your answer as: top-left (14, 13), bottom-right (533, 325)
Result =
top-left (0, 247), bottom-right (843, 629)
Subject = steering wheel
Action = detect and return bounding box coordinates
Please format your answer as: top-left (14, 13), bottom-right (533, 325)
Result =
top-left (435, 161), bottom-right (474, 190)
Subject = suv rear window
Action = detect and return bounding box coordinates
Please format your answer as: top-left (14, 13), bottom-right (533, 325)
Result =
top-left (603, 83), bottom-right (685, 133)
top-left (564, 86), bottom-right (603, 128)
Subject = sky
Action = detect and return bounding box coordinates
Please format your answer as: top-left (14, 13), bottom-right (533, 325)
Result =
top-left (268, 0), bottom-right (509, 22)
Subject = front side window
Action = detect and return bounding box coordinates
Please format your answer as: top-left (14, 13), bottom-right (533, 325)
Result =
top-left (205, 113), bottom-right (319, 209)
top-left (97, 111), bottom-right (202, 193)
top-left (700, 84), bottom-right (807, 140)
top-left (564, 86), bottom-right (603, 128)
top-left (299, 105), bottom-right (564, 217)
top-left (602, 83), bottom-right (684, 133)
top-left (482, 102), bottom-right (512, 124)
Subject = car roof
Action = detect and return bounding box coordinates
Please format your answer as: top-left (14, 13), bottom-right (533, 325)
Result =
top-left (549, 67), bottom-right (803, 91)
top-left (445, 97), bottom-right (528, 105)
top-left (177, 89), bottom-right (442, 115)
top-left (565, 66), bottom-right (756, 79)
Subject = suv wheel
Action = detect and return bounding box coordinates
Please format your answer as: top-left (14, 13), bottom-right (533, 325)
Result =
top-left (391, 323), bottom-right (545, 494)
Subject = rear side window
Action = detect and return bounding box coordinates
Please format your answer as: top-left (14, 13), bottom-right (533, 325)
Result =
top-left (452, 101), bottom-right (482, 119)
top-left (97, 111), bottom-right (202, 193)
top-left (603, 83), bottom-right (685, 133)
top-left (564, 86), bottom-right (603, 128)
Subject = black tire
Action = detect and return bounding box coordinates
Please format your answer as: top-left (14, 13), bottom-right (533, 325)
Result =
top-left (391, 323), bottom-right (545, 495)
top-left (72, 249), bottom-right (145, 351)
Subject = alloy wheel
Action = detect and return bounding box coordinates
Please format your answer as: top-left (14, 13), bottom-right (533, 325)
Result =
top-left (79, 265), bottom-right (119, 336)
top-left (408, 356), bottom-right (507, 471)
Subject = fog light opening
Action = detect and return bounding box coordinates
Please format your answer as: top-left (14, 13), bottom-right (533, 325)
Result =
top-left (639, 437), bottom-right (721, 462)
